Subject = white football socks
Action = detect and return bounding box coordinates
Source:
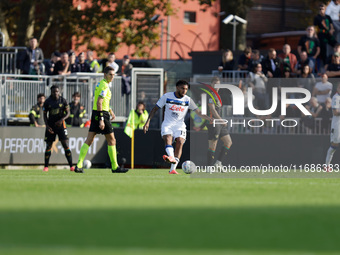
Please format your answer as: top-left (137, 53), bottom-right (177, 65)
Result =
top-left (165, 145), bottom-right (174, 157)
top-left (170, 157), bottom-right (180, 171)
top-left (325, 146), bottom-right (337, 166)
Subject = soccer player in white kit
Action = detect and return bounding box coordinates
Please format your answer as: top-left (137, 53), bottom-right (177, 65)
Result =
top-left (143, 80), bottom-right (212, 174)
top-left (325, 83), bottom-right (340, 169)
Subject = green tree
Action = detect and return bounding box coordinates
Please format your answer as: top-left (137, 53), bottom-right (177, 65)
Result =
top-left (73, 0), bottom-right (218, 57)
top-left (0, 0), bottom-right (73, 47)
top-left (0, 0), bottom-right (216, 57)
top-left (73, 0), bottom-right (175, 58)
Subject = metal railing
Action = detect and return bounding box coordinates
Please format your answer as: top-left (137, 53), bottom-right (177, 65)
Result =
top-left (192, 70), bottom-right (249, 85)
top-left (0, 47), bottom-right (26, 74)
top-left (211, 70), bottom-right (249, 84)
top-left (0, 73), bottom-right (125, 126)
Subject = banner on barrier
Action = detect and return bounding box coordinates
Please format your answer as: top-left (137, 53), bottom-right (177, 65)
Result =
top-left (0, 127), bottom-right (107, 164)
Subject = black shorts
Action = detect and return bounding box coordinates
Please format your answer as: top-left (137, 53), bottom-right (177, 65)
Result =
top-left (207, 124), bottom-right (229, 141)
top-left (45, 123), bottom-right (69, 143)
top-left (89, 110), bottom-right (113, 134)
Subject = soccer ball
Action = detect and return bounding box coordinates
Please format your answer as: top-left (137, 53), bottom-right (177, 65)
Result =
top-left (83, 159), bottom-right (92, 169)
top-left (182, 160), bottom-right (196, 174)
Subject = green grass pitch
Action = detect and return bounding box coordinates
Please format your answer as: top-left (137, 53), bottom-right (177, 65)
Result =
top-left (0, 168), bottom-right (340, 255)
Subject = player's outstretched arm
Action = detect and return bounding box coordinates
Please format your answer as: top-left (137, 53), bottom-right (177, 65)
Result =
top-left (143, 106), bottom-right (159, 133)
top-left (194, 108), bottom-right (213, 122)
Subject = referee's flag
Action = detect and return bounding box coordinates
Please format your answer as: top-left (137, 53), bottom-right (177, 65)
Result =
top-left (124, 111), bottom-right (135, 138)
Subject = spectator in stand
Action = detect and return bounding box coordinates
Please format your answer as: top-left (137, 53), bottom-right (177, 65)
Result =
top-left (280, 66), bottom-right (295, 88)
top-left (237, 46), bottom-right (252, 71)
top-left (262, 48), bottom-right (283, 78)
top-left (297, 26), bottom-right (320, 73)
top-left (119, 55), bottom-right (133, 95)
top-left (278, 44), bottom-right (297, 76)
top-left (66, 92), bottom-right (86, 127)
top-left (45, 51), bottom-right (60, 75)
top-left (78, 52), bottom-right (91, 72)
top-left (119, 55), bottom-right (133, 116)
top-left (29, 93), bottom-right (46, 127)
top-left (326, 52), bottom-right (340, 77)
top-left (248, 49), bottom-right (263, 72)
top-left (295, 51), bottom-right (314, 75)
top-left (69, 51), bottom-right (79, 73)
top-left (106, 52), bottom-right (119, 74)
top-left (218, 49), bottom-right (234, 72)
top-left (261, 48), bottom-right (283, 105)
top-left (314, 3), bottom-right (337, 65)
top-left (18, 37), bottom-right (45, 75)
top-left (248, 63), bottom-right (268, 110)
top-left (324, 43), bottom-right (340, 70)
top-left (87, 51), bottom-right (100, 73)
top-left (312, 73), bottom-right (332, 104)
top-left (326, 0), bottom-right (340, 44)
top-left (54, 52), bottom-right (71, 75)
top-left (306, 97), bottom-right (323, 118)
top-left (297, 65), bottom-right (316, 94)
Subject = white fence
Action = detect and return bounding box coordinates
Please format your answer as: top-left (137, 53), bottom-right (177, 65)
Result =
top-left (0, 73), bottom-right (125, 126)
top-left (0, 47), bottom-right (26, 74)
top-left (211, 70), bottom-right (249, 84)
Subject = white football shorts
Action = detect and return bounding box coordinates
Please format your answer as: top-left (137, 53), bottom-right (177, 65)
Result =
top-left (161, 122), bottom-right (187, 140)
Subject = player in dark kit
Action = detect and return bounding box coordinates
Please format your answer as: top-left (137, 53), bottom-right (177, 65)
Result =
top-left (43, 85), bottom-right (74, 172)
top-left (206, 77), bottom-right (232, 170)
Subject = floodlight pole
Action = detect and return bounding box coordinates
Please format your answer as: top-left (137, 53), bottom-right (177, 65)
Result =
top-left (223, 15), bottom-right (247, 51)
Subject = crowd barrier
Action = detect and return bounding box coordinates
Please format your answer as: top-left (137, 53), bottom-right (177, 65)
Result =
top-left (211, 70), bottom-right (249, 84)
top-left (0, 73), bottom-right (125, 126)
top-left (0, 47), bottom-right (26, 74)
top-left (0, 127), bottom-right (107, 165)
top-left (0, 127), bottom-right (335, 168)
